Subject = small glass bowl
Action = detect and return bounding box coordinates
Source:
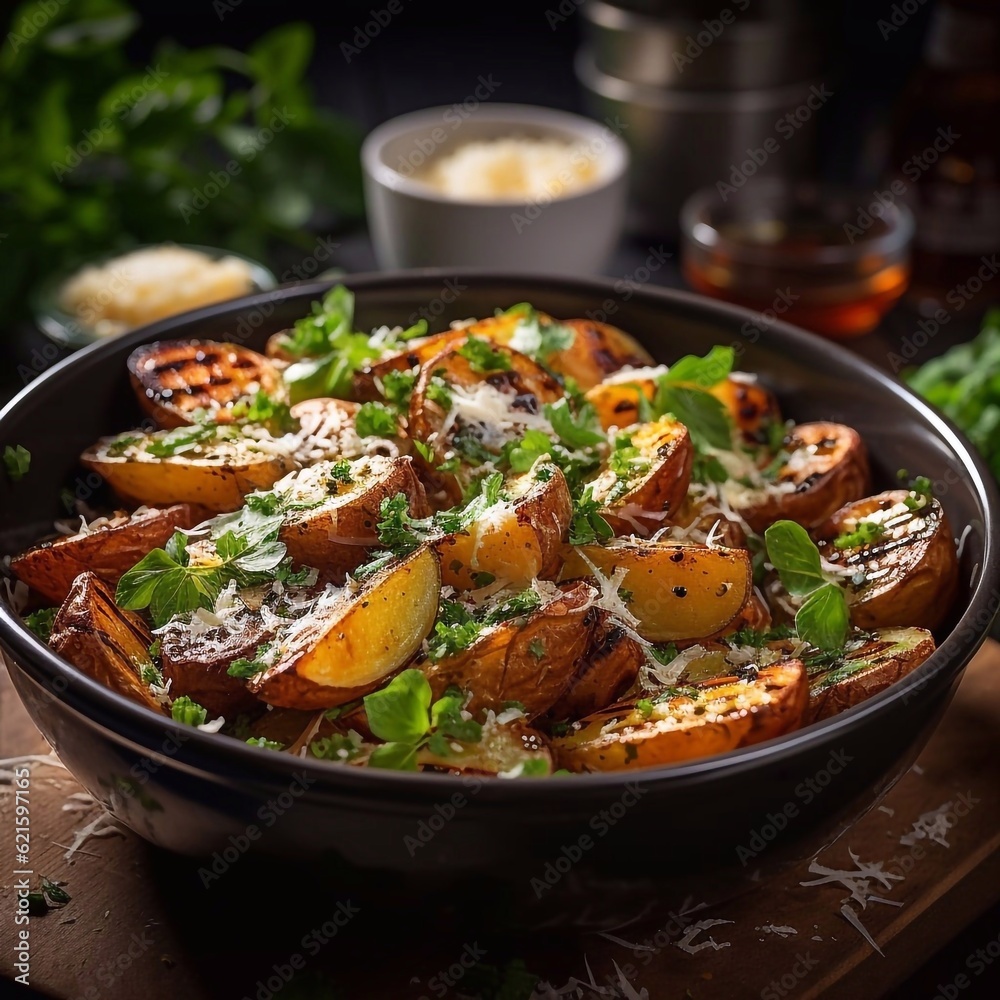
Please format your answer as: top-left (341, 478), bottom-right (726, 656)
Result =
top-left (32, 243), bottom-right (277, 349)
top-left (680, 180), bottom-right (914, 338)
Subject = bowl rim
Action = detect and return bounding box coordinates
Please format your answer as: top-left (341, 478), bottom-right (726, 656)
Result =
top-left (361, 103), bottom-right (630, 208)
top-left (1, 268), bottom-right (998, 801)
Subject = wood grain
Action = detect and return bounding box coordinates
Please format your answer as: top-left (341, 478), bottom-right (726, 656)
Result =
top-left (3, 642), bottom-right (1000, 999)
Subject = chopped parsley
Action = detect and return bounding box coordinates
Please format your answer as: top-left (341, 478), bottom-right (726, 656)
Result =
top-left (117, 497), bottom-right (308, 626)
top-left (379, 368), bottom-right (417, 410)
top-left (503, 303), bottom-right (576, 363)
top-left (457, 337), bottom-right (512, 373)
top-left (327, 460), bottom-right (355, 486)
top-left (23, 608), bottom-right (57, 642)
top-left (833, 520), bottom-right (885, 550)
top-left (246, 737), bottom-right (284, 751)
top-left (3, 444), bottom-right (30, 482)
top-left (170, 695), bottom-right (208, 727)
top-left (569, 487), bottom-right (614, 546)
top-left (140, 663), bottom-right (164, 686)
top-left (355, 401), bottom-right (398, 438)
top-left (227, 643), bottom-right (273, 678)
top-left (426, 589), bottom-right (544, 662)
top-left (528, 639), bottom-right (546, 660)
top-left (144, 422), bottom-right (219, 458)
top-left (310, 732), bottom-right (363, 762)
top-left (229, 391), bottom-right (296, 433)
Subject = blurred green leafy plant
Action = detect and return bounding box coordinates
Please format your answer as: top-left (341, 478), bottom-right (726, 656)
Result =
top-left (906, 308), bottom-right (1000, 482)
top-left (0, 0), bottom-right (364, 322)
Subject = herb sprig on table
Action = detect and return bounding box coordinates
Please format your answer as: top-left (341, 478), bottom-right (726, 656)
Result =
top-left (906, 309), bottom-right (1000, 482)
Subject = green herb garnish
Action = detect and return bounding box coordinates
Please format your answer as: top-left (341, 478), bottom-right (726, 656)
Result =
top-left (364, 669), bottom-right (483, 770)
top-left (3, 444), bottom-right (30, 482)
top-left (764, 520), bottom-right (850, 650)
top-left (355, 401), bottom-right (398, 438)
top-left (23, 608), bottom-right (57, 642)
top-left (170, 695), bottom-right (208, 727)
top-left (457, 337), bottom-right (512, 374)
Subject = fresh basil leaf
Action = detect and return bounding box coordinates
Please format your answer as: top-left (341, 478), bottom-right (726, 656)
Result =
top-left (764, 520), bottom-right (828, 597)
top-left (795, 583), bottom-right (850, 651)
top-left (662, 346), bottom-right (734, 388)
top-left (656, 385), bottom-right (732, 451)
top-left (116, 549), bottom-right (184, 610)
top-left (363, 669), bottom-right (432, 744)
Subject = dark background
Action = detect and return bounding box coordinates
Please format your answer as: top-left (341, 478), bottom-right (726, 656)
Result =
top-left (6, 1), bottom-right (1000, 996)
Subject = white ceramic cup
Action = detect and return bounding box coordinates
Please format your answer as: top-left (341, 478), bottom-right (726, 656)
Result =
top-left (361, 103), bottom-right (629, 273)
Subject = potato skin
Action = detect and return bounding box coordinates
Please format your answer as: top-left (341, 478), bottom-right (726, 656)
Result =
top-left (545, 319), bottom-right (653, 390)
top-left (159, 618), bottom-right (270, 718)
top-left (250, 545), bottom-right (441, 709)
top-left (585, 373), bottom-right (779, 438)
top-left (48, 573), bottom-right (165, 713)
top-left (421, 582), bottom-right (600, 719)
top-left (592, 417), bottom-right (693, 537)
top-left (814, 490), bottom-right (959, 631)
top-left (806, 628), bottom-right (936, 723)
top-left (81, 438), bottom-right (295, 513)
top-left (708, 374), bottom-right (782, 444)
top-left (408, 342), bottom-right (565, 504)
top-left (11, 504), bottom-right (209, 605)
top-left (736, 422), bottom-right (871, 533)
top-left (278, 457), bottom-right (429, 582)
top-left (128, 340), bottom-right (284, 429)
top-left (546, 612), bottom-right (644, 721)
top-left (437, 463), bottom-right (572, 590)
top-left (559, 540), bottom-right (753, 642)
top-left (553, 661), bottom-right (809, 772)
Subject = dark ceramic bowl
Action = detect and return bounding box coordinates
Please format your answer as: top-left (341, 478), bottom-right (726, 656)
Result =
top-left (1, 272), bottom-right (997, 926)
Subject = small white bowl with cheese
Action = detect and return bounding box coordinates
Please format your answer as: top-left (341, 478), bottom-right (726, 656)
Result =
top-left (362, 104), bottom-right (629, 273)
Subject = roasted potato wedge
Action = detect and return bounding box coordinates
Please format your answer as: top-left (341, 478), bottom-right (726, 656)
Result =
top-left (437, 460), bottom-right (572, 590)
top-left (158, 614), bottom-right (271, 717)
top-left (128, 341), bottom-right (285, 429)
top-left (48, 573), bottom-right (165, 713)
top-left (559, 539), bottom-right (752, 642)
top-left (708, 374), bottom-right (782, 444)
top-left (352, 329), bottom-right (481, 401)
top-left (408, 341), bottom-right (564, 503)
top-left (590, 417), bottom-right (693, 536)
top-left (421, 581), bottom-right (599, 719)
top-left (814, 490), bottom-right (959, 631)
top-left (249, 545), bottom-right (441, 709)
top-left (11, 503), bottom-right (209, 605)
top-left (547, 612), bottom-right (645, 721)
top-left (81, 427), bottom-right (296, 513)
top-left (585, 372), bottom-right (779, 440)
top-left (806, 627), bottom-right (936, 723)
top-left (542, 319), bottom-right (653, 390)
top-left (417, 720), bottom-right (553, 776)
top-left (553, 661), bottom-right (809, 772)
top-left (734, 421), bottom-right (871, 533)
top-left (276, 456), bottom-right (429, 581)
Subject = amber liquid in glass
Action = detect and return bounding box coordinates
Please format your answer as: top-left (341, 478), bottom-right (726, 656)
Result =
top-left (682, 219), bottom-right (910, 339)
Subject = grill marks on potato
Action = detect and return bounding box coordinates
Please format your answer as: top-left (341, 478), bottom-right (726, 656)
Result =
top-left (128, 341), bottom-right (283, 427)
top-left (553, 662), bottom-right (809, 771)
top-left (814, 490), bottom-right (959, 630)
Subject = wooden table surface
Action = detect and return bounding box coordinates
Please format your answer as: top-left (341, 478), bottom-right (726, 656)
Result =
top-left (3, 641), bottom-right (1000, 1000)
